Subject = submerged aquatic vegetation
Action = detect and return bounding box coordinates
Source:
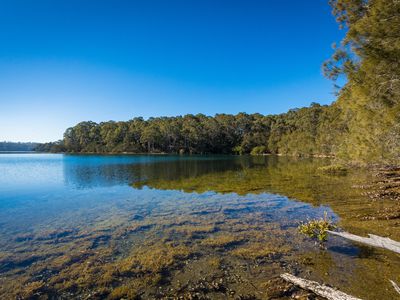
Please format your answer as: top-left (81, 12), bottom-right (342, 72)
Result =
top-left (201, 234), bottom-right (245, 248)
top-left (231, 242), bottom-right (290, 260)
top-left (298, 212), bottom-right (337, 244)
top-left (170, 224), bottom-right (217, 238)
top-left (118, 242), bottom-right (193, 274)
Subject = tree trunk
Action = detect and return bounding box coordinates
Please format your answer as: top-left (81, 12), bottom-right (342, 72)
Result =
top-left (390, 280), bottom-right (400, 295)
top-left (280, 273), bottom-right (362, 300)
top-left (327, 230), bottom-right (400, 254)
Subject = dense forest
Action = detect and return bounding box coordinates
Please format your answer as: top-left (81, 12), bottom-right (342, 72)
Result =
top-left (0, 142), bottom-right (38, 152)
top-left (39, 0), bottom-right (400, 165)
top-left (39, 105), bottom-right (343, 157)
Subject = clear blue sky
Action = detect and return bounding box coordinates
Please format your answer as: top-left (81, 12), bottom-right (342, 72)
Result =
top-left (0, 0), bottom-right (343, 142)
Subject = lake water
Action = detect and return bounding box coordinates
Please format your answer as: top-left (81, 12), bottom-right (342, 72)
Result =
top-left (0, 154), bottom-right (398, 299)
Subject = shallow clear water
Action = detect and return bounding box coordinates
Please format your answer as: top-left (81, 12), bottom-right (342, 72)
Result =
top-left (0, 154), bottom-right (398, 299)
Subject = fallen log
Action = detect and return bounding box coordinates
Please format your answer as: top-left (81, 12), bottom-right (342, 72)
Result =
top-left (280, 273), bottom-right (361, 300)
top-left (390, 280), bottom-right (400, 295)
top-left (327, 230), bottom-right (400, 254)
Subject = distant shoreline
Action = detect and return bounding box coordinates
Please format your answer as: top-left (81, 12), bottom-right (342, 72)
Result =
top-left (0, 151), bottom-right (335, 159)
top-left (0, 151), bottom-right (37, 153)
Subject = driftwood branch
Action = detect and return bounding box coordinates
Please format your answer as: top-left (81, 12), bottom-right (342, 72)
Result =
top-left (390, 280), bottom-right (400, 295)
top-left (327, 230), bottom-right (400, 254)
top-left (280, 273), bottom-right (361, 300)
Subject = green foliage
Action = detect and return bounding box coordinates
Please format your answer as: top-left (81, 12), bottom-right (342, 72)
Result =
top-left (233, 145), bottom-right (244, 155)
top-left (250, 146), bottom-right (267, 155)
top-left (34, 140), bottom-right (65, 153)
top-left (298, 212), bottom-right (336, 243)
top-left (55, 105), bottom-right (344, 157)
top-left (325, 0), bottom-right (400, 165)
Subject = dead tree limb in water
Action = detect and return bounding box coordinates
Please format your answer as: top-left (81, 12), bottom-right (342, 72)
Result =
top-left (327, 230), bottom-right (400, 254)
top-left (390, 280), bottom-right (400, 295)
top-left (280, 273), bottom-right (362, 300)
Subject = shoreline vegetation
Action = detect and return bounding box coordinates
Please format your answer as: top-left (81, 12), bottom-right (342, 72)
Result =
top-left (30, 105), bottom-right (399, 168)
top-left (0, 142), bottom-right (39, 152)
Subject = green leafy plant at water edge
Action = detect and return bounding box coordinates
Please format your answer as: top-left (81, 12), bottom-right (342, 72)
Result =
top-left (232, 145), bottom-right (244, 155)
top-left (298, 212), bottom-right (336, 243)
top-left (250, 146), bottom-right (267, 156)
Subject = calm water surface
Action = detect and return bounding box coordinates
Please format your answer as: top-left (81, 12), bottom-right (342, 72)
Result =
top-left (0, 154), bottom-right (398, 299)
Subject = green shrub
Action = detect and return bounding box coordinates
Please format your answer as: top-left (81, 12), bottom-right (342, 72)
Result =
top-left (250, 146), bottom-right (267, 155)
top-left (233, 145), bottom-right (244, 155)
top-left (298, 212), bottom-right (336, 243)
